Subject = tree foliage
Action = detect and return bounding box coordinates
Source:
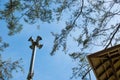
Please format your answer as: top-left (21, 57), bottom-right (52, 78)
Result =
top-left (0, 37), bottom-right (23, 80)
top-left (0, 37), bottom-right (9, 52)
top-left (1, 0), bottom-right (120, 79)
top-left (0, 1), bottom-right (24, 79)
top-left (0, 56), bottom-right (23, 80)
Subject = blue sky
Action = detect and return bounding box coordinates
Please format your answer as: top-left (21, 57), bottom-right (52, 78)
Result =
top-left (1, 20), bottom-right (94, 80)
top-left (0, 1), bottom-right (98, 80)
top-left (1, 1), bottom-right (119, 80)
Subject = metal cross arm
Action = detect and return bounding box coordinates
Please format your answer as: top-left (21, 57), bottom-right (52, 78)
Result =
top-left (27, 36), bottom-right (43, 80)
top-left (28, 36), bottom-right (43, 49)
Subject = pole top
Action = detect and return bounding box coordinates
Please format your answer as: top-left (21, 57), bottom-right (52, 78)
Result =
top-left (28, 36), bottom-right (43, 49)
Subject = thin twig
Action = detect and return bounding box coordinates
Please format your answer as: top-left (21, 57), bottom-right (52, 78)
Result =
top-left (82, 67), bottom-right (92, 79)
top-left (105, 24), bottom-right (120, 49)
top-left (72, 0), bottom-right (84, 25)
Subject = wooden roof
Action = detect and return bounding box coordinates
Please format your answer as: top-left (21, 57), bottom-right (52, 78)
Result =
top-left (87, 44), bottom-right (120, 80)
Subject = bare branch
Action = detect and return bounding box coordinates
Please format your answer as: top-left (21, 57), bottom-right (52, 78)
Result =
top-left (105, 24), bottom-right (120, 49)
top-left (82, 67), bottom-right (92, 79)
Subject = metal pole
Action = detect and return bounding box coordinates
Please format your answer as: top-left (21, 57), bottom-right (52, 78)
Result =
top-left (27, 36), bottom-right (43, 80)
top-left (27, 45), bottom-right (36, 80)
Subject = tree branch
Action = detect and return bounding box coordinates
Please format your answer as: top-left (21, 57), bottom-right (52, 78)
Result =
top-left (105, 24), bottom-right (120, 49)
top-left (82, 67), bottom-right (92, 80)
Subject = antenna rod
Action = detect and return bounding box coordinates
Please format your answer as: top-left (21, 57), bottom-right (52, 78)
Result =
top-left (27, 36), bottom-right (43, 80)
